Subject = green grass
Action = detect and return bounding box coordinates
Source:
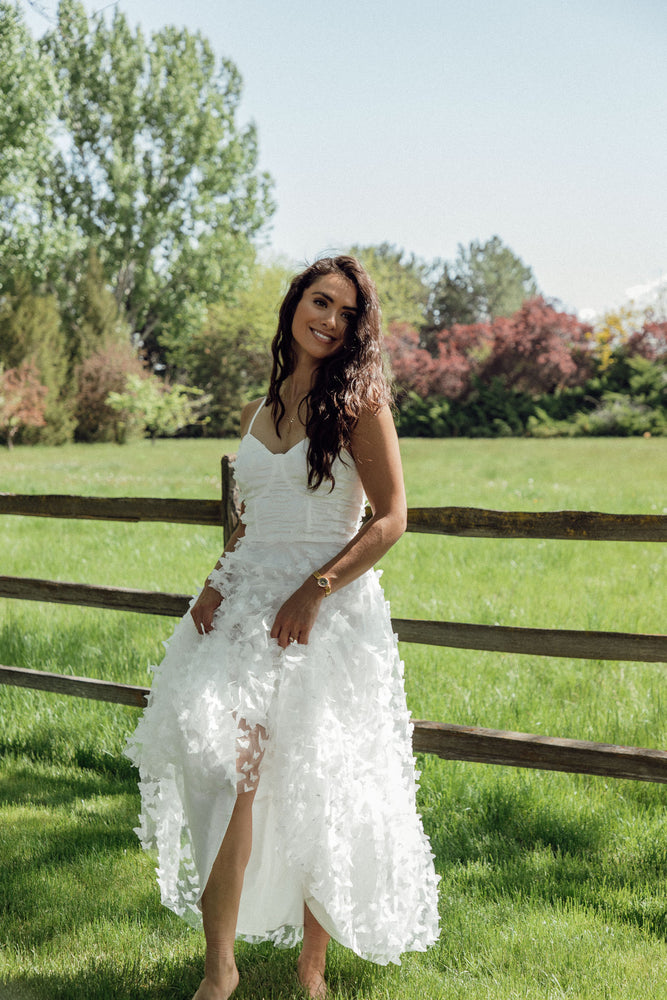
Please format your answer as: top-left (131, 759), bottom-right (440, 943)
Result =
top-left (0, 437), bottom-right (666, 999)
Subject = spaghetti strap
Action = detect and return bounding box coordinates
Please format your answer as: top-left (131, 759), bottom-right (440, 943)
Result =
top-left (247, 397), bottom-right (266, 435)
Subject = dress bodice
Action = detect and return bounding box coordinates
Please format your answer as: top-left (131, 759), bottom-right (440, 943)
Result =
top-left (233, 431), bottom-right (366, 548)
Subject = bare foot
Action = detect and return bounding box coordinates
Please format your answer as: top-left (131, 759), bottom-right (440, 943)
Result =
top-left (192, 966), bottom-right (239, 1000)
top-left (297, 955), bottom-right (328, 999)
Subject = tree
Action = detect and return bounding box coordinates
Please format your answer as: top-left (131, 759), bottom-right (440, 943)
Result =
top-left (429, 236), bottom-right (538, 331)
top-left (35, 0), bottom-right (274, 370)
top-left (348, 244), bottom-right (432, 330)
top-left (0, 272), bottom-right (74, 442)
top-left (188, 258), bottom-right (291, 434)
top-left (0, 361), bottom-right (48, 448)
top-left (478, 298), bottom-right (592, 395)
top-left (626, 320), bottom-right (667, 361)
top-left (386, 298), bottom-right (592, 403)
top-left (63, 246), bottom-right (133, 373)
top-left (383, 323), bottom-right (436, 398)
top-left (0, 1), bottom-right (79, 283)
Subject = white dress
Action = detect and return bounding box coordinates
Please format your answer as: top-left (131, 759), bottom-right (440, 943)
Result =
top-left (125, 403), bottom-right (440, 965)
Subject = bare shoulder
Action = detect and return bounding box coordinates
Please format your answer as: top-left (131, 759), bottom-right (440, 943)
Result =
top-left (239, 397), bottom-right (266, 438)
top-left (350, 404), bottom-right (400, 462)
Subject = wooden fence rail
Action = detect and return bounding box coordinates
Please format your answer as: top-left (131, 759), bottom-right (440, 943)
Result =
top-left (0, 666), bottom-right (667, 783)
top-left (3, 489), bottom-right (666, 542)
top-left (1, 575), bottom-right (666, 662)
top-left (1, 463), bottom-right (666, 784)
top-left (1, 662), bottom-right (666, 783)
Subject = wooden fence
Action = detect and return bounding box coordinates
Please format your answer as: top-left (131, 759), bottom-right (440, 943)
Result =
top-left (1, 455), bottom-right (666, 783)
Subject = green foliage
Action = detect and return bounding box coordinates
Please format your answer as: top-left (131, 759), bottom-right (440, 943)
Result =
top-left (428, 235), bottom-right (539, 330)
top-left (530, 396), bottom-right (667, 438)
top-left (528, 354), bottom-right (667, 439)
top-left (62, 247), bottom-right (132, 372)
top-left (188, 259), bottom-right (290, 434)
top-left (39, 0), bottom-right (274, 371)
top-left (0, 3), bottom-right (52, 176)
top-left (75, 341), bottom-right (147, 443)
top-left (0, 1), bottom-right (80, 281)
top-left (107, 373), bottom-right (207, 441)
top-left (349, 243), bottom-right (432, 329)
top-left (395, 379), bottom-right (537, 438)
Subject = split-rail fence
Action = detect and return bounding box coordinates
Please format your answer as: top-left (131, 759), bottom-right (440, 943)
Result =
top-left (1, 454), bottom-right (666, 784)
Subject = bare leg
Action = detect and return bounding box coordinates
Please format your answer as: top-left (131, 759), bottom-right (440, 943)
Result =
top-left (297, 903), bottom-right (330, 998)
top-left (192, 789), bottom-right (256, 1000)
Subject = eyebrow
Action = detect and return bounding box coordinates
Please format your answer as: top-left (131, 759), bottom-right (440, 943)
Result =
top-left (312, 291), bottom-right (358, 313)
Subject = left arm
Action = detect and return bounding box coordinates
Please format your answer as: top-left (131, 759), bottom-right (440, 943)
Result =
top-left (270, 404), bottom-right (407, 648)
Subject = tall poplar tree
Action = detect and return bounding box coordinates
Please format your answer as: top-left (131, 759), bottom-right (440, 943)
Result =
top-left (0, 1), bottom-right (77, 280)
top-left (37, 0), bottom-right (274, 371)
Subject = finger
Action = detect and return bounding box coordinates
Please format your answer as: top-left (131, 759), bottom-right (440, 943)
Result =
top-left (270, 613), bottom-right (290, 643)
top-left (280, 626), bottom-right (296, 649)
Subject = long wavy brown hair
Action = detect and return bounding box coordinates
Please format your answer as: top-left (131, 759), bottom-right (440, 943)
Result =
top-left (267, 255), bottom-right (392, 489)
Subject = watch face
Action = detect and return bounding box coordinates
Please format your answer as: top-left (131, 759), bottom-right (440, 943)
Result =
top-left (317, 577), bottom-right (328, 588)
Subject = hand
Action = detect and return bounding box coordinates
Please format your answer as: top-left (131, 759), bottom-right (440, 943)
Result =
top-left (270, 577), bottom-right (325, 649)
top-left (190, 583), bottom-right (223, 635)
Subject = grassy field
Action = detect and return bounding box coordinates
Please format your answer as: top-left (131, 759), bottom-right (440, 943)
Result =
top-left (0, 437), bottom-right (666, 999)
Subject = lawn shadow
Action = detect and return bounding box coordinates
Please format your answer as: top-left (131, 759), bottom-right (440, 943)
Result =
top-left (423, 764), bottom-right (667, 940)
top-left (0, 760), bottom-right (146, 950)
top-left (12, 943), bottom-right (385, 1000)
top-left (0, 758), bottom-right (132, 809)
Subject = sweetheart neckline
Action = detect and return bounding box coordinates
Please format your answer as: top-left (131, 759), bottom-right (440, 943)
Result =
top-left (244, 432), bottom-right (308, 457)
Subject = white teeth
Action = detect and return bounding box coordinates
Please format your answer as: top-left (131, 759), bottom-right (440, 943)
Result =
top-left (311, 328), bottom-right (334, 343)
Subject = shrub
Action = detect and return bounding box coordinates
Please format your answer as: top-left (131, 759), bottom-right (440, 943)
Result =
top-left (107, 374), bottom-right (208, 442)
top-left (75, 342), bottom-right (146, 442)
top-left (0, 361), bottom-right (48, 448)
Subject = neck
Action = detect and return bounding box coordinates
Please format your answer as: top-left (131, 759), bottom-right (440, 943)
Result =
top-left (283, 364), bottom-right (317, 405)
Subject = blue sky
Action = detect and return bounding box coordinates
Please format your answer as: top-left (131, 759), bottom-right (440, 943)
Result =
top-left (18, 0), bottom-right (667, 317)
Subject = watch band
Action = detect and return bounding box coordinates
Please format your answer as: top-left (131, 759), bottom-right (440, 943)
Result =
top-left (313, 571), bottom-right (332, 596)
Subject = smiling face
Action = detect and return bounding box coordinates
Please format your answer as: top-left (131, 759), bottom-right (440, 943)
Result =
top-left (290, 274), bottom-right (359, 364)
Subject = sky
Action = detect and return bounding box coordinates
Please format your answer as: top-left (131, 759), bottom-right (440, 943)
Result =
top-left (17, 0), bottom-right (667, 318)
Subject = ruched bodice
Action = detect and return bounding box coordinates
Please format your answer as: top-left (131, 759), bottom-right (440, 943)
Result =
top-left (234, 433), bottom-right (365, 548)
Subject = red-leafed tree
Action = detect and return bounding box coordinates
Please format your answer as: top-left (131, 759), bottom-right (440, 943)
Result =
top-left (385, 297), bottom-right (592, 402)
top-left (384, 323), bottom-right (436, 398)
top-left (386, 298), bottom-right (592, 400)
top-left (625, 320), bottom-right (667, 361)
top-left (0, 362), bottom-right (48, 448)
top-left (474, 298), bottom-right (594, 394)
top-left (433, 321), bottom-right (495, 399)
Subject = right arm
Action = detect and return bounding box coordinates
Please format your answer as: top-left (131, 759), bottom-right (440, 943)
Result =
top-left (189, 398), bottom-right (262, 635)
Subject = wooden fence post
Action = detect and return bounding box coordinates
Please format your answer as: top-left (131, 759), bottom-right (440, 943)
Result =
top-left (221, 454), bottom-right (241, 546)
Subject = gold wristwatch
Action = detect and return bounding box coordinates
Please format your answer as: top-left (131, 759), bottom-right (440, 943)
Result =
top-left (313, 571), bottom-right (332, 596)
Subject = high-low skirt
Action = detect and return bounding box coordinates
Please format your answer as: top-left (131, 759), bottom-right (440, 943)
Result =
top-left (125, 534), bottom-right (440, 965)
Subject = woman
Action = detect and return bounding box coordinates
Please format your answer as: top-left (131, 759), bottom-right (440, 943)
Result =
top-left (125, 256), bottom-right (440, 1000)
